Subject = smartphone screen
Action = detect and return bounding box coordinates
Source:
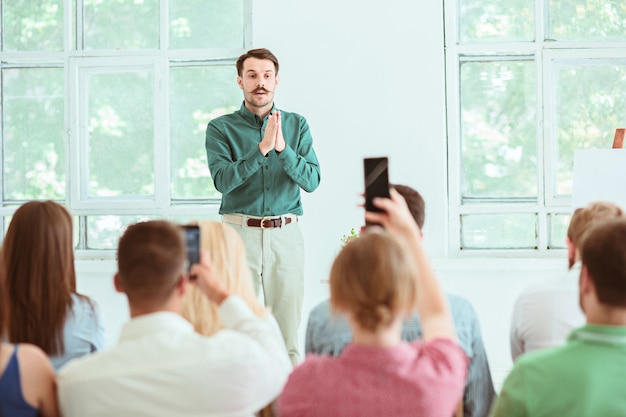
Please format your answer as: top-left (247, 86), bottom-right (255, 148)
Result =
top-left (181, 225), bottom-right (200, 273)
top-left (364, 157), bottom-right (390, 224)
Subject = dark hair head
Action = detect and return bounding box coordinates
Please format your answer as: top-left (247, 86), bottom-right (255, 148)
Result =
top-left (581, 218), bottom-right (626, 308)
top-left (236, 48), bottom-right (279, 76)
top-left (1, 200), bottom-right (76, 355)
top-left (330, 231), bottom-right (419, 331)
top-left (390, 184), bottom-right (425, 229)
top-left (117, 220), bottom-right (186, 307)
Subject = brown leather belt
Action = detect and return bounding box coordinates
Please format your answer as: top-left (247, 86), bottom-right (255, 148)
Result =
top-left (247, 217), bottom-right (294, 229)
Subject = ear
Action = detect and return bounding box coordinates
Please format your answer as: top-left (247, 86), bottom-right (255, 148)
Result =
top-left (566, 237), bottom-right (576, 261)
top-left (176, 274), bottom-right (189, 297)
top-left (275, 74), bottom-right (280, 87)
top-left (113, 273), bottom-right (124, 293)
top-left (579, 265), bottom-right (594, 296)
top-left (236, 76), bottom-right (243, 90)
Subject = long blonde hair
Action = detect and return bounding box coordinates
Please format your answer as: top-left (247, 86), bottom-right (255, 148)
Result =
top-left (180, 221), bottom-right (265, 336)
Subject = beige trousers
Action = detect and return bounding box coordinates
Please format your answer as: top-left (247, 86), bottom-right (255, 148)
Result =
top-left (224, 215), bottom-right (304, 365)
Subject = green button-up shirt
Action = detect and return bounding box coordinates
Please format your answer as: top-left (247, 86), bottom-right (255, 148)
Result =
top-left (491, 324), bottom-right (626, 417)
top-left (205, 103), bottom-right (321, 216)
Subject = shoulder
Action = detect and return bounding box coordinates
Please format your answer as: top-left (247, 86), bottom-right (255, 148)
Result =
top-left (417, 338), bottom-right (469, 370)
top-left (278, 108), bottom-right (308, 124)
top-left (17, 344), bottom-right (55, 386)
top-left (308, 299), bottom-right (332, 325)
top-left (287, 354), bottom-right (334, 386)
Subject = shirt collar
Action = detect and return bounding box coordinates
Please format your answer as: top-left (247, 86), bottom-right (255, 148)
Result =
top-left (569, 323), bottom-right (626, 346)
top-left (237, 101), bottom-right (277, 125)
top-left (119, 312), bottom-right (194, 342)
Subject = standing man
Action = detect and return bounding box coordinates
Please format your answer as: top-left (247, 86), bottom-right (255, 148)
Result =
top-left (205, 48), bottom-right (321, 364)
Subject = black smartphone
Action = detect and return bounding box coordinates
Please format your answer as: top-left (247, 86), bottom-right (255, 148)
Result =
top-left (181, 225), bottom-right (200, 273)
top-left (364, 157), bottom-right (390, 224)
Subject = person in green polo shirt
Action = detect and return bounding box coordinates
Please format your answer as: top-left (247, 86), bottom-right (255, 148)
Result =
top-left (491, 217), bottom-right (626, 417)
top-left (205, 48), bottom-right (321, 365)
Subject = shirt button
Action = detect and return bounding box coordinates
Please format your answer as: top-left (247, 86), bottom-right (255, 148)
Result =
top-left (265, 186), bottom-right (270, 191)
top-left (265, 207), bottom-right (270, 211)
top-left (264, 166), bottom-right (269, 170)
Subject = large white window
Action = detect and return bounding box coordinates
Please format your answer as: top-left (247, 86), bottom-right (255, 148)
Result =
top-left (0, 0), bottom-right (249, 254)
top-left (445, 0), bottom-right (626, 255)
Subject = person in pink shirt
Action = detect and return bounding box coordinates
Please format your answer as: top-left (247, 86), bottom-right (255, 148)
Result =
top-left (277, 189), bottom-right (468, 417)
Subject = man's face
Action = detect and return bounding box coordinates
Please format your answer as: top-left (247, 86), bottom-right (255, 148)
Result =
top-left (237, 57), bottom-right (279, 112)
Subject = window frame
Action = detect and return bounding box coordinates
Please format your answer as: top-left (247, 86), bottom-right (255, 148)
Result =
top-left (0, 0), bottom-right (252, 258)
top-left (444, 0), bottom-right (626, 257)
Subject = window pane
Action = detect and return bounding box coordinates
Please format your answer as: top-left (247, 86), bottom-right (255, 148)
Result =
top-left (87, 215), bottom-right (157, 249)
top-left (458, 0), bottom-right (533, 42)
top-left (169, 66), bottom-right (240, 200)
top-left (460, 60), bottom-right (537, 199)
top-left (549, 213), bottom-right (570, 249)
top-left (169, 0), bottom-right (244, 49)
top-left (461, 213), bottom-right (537, 249)
top-left (83, 0), bottom-right (159, 50)
top-left (2, 0), bottom-right (63, 51)
top-left (3, 68), bottom-right (65, 200)
top-left (87, 70), bottom-right (154, 198)
top-left (553, 61), bottom-right (626, 196)
top-left (548, 0), bottom-right (626, 41)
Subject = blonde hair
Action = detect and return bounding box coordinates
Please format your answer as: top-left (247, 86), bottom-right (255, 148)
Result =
top-left (180, 221), bottom-right (265, 336)
top-left (330, 231), bottom-right (419, 332)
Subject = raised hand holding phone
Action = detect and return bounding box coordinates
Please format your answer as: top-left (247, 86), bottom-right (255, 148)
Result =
top-left (364, 157), bottom-right (390, 226)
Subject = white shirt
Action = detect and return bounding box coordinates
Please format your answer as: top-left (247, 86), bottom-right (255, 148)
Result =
top-left (57, 296), bottom-right (291, 417)
top-left (510, 264), bottom-right (586, 361)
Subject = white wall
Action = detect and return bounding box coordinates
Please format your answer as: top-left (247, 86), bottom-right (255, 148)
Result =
top-left (75, 0), bottom-right (573, 391)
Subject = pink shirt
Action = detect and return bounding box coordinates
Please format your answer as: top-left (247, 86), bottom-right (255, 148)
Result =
top-left (277, 338), bottom-right (468, 417)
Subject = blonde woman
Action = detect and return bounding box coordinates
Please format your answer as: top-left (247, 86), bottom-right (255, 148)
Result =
top-left (181, 220), bottom-right (270, 335)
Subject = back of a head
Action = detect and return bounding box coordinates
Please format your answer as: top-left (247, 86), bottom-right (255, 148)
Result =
top-left (117, 220), bottom-right (185, 307)
top-left (181, 221), bottom-right (263, 336)
top-left (568, 202), bottom-right (624, 247)
top-left (2, 200), bottom-right (75, 355)
top-left (330, 231), bottom-right (419, 332)
top-left (581, 219), bottom-right (626, 308)
top-left (391, 184), bottom-right (425, 229)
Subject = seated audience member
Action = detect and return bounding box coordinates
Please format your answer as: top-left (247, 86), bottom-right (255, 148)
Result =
top-left (492, 218), bottom-right (626, 417)
top-left (0, 267), bottom-right (60, 417)
top-left (57, 220), bottom-right (291, 417)
top-left (509, 201), bottom-right (624, 361)
top-left (278, 190), bottom-right (467, 417)
top-left (181, 221), bottom-right (267, 336)
top-left (306, 184), bottom-right (495, 417)
top-left (1, 200), bottom-right (104, 371)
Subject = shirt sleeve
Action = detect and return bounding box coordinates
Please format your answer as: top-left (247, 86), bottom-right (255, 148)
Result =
top-left (205, 119), bottom-right (267, 194)
top-left (464, 309), bottom-right (496, 417)
top-left (277, 116), bottom-right (321, 193)
top-left (219, 295), bottom-right (292, 391)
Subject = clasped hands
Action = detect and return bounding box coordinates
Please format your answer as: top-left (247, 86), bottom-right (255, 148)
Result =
top-left (258, 111), bottom-right (285, 156)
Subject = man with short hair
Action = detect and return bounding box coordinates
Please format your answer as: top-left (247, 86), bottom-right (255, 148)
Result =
top-left (492, 218), bottom-right (626, 416)
top-left (306, 184), bottom-right (495, 417)
top-left (206, 48), bottom-right (321, 364)
top-left (57, 220), bottom-right (291, 417)
top-left (509, 201), bottom-right (624, 360)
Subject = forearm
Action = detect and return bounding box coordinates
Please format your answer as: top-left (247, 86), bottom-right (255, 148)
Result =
top-left (277, 146), bottom-right (321, 192)
top-left (409, 238), bottom-right (456, 341)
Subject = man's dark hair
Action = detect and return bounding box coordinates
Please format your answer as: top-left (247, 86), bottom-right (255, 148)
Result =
top-left (391, 184), bottom-right (425, 229)
top-left (236, 48), bottom-right (279, 76)
top-left (117, 220), bottom-right (186, 306)
top-left (581, 218), bottom-right (626, 308)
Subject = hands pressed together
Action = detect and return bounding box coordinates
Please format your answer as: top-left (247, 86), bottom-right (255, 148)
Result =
top-left (258, 111), bottom-right (285, 156)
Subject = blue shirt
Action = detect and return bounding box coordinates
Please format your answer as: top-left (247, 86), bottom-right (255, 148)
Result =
top-left (52, 294), bottom-right (105, 371)
top-left (205, 103), bottom-right (321, 216)
top-left (306, 294), bottom-right (496, 417)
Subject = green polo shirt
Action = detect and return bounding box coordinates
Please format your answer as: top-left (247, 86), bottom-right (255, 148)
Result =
top-left (205, 103), bottom-right (321, 216)
top-left (491, 324), bottom-right (626, 417)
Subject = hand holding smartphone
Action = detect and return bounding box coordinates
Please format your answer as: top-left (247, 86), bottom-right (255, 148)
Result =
top-left (363, 157), bottom-right (390, 226)
top-left (181, 225), bottom-right (201, 276)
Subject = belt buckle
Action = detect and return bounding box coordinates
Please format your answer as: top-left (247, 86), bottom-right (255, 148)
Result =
top-left (260, 216), bottom-right (272, 229)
